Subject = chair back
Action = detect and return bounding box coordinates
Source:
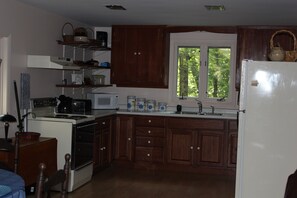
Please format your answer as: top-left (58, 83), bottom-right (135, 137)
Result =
top-left (284, 169), bottom-right (297, 198)
top-left (35, 153), bottom-right (71, 198)
top-left (0, 132), bottom-right (19, 173)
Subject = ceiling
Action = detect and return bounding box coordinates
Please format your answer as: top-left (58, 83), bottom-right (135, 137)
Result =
top-left (17, 0), bottom-right (297, 27)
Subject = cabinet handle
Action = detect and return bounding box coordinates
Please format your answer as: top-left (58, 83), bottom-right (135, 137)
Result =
top-left (138, 52), bottom-right (141, 55)
top-left (148, 130), bottom-right (151, 134)
top-left (100, 147), bottom-right (104, 151)
top-left (197, 147), bottom-right (200, 150)
top-left (147, 153), bottom-right (151, 157)
top-left (128, 138), bottom-right (131, 141)
top-left (134, 52), bottom-right (137, 55)
top-left (147, 140), bottom-right (151, 144)
top-left (148, 120), bottom-right (151, 123)
top-left (190, 146), bottom-right (193, 150)
top-left (102, 121), bottom-right (105, 125)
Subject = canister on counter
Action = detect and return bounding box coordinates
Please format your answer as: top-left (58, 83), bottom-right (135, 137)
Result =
top-left (127, 96), bottom-right (136, 111)
top-left (158, 102), bottom-right (167, 112)
top-left (146, 99), bottom-right (156, 112)
top-left (136, 98), bottom-right (146, 112)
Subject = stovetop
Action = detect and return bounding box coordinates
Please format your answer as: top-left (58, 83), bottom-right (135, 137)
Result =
top-left (44, 114), bottom-right (90, 120)
top-left (30, 113), bottom-right (95, 124)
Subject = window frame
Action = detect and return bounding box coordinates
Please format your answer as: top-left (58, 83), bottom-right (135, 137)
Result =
top-left (168, 31), bottom-right (238, 109)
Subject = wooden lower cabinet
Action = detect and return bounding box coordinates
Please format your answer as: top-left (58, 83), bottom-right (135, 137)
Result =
top-left (167, 128), bottom-right (225, 167)
top-left (113, 114), bottom-right (238, 174)
top-left (115, 115), bottom-right (134, 161)
top-left (93, 116), bottom-right (113, 171)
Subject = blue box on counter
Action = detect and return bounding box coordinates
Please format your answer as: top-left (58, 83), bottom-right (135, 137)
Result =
top-left (100, 62), bottom-right (110, 67)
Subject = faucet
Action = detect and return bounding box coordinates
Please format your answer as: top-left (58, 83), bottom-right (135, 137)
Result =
top-left (195, 99), bottom-right (203, 114)
top-left (210, 105), bottom-right (215, 114)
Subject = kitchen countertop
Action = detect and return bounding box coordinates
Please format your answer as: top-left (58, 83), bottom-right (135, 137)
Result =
top-left (91, 109), bottom-right (237, 120)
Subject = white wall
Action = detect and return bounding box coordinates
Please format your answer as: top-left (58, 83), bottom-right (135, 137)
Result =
top-left (0, 0), bottom-right (89, 136)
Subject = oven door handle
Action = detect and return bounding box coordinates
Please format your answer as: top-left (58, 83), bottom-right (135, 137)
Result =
top-left (76, 122), bottom-right (97, 129)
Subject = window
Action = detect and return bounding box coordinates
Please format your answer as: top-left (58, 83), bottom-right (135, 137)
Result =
top-left (0, 58), bottom-right (3, 114)
top-left (169, 32), bottom-right (237, 108)
top-left (0, 36), bottom-right (11, 114)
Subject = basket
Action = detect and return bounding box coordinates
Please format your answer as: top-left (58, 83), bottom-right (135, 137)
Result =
top-left (62, 22), bottom-right (74, 42)
top-left (270, 30), bottom-right (297, 62)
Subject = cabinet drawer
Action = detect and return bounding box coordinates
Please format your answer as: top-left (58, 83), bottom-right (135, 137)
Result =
top-left (136, 137), bottom-right (164, 147)
top-left (135, 127), bottom-right (164, 137)
top-left (135, 116), bottom-right (165, 127)
top-left (167, 118), bottom-right (225, 130)
top-left (96, 118), bottom-right (111, 128)
top-left (135, 147), bottom-right (164, 162)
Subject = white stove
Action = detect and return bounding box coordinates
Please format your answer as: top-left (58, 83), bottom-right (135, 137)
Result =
top-left (28, 97), bottom-right (95, 192)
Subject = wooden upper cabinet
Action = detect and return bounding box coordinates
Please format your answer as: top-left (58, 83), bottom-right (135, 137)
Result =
top-left (236, 27), bottom-right (297, 90)
top-left (111, 25), bottom-right (169, 88)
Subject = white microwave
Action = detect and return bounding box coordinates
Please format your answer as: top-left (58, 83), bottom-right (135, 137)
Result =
top-left (87, 93), bottom-right (119, 110)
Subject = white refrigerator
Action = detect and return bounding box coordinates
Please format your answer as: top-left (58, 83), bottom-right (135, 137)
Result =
top-left (235, 60), bottom-right (297, 198)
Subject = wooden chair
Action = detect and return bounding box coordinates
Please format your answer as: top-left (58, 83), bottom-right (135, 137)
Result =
top-left (0, 132), bottom-right (20, 173)
top-left (35, 153), bottom-right (71, 198)
top-left (284, 169), bottom-right (297, 198)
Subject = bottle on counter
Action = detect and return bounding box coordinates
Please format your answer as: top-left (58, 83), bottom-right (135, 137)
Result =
top-left (127, 96), bottom-right (136, 111)
top-left (136, 98), bottom-right (146, 112)
top-left (158, 102), bottom-right (167, 112)
top-left (146, 99), bottom-right (156, 112)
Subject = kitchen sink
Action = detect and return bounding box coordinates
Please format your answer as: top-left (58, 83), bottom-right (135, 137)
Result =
top-left (203, 112), bottom-right (223, 116)
top-left (174, 111), bottom-right (223, 116)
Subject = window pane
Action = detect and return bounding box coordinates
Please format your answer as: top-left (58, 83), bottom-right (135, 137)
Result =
top-left (177, 47), bottom-right (200, 98)
top-left (207, 47), bottom-right (231, 99)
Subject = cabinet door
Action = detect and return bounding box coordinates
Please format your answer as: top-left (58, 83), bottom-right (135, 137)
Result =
top-left (93, 133), bottom-right (100, 170)
top-left (135, 27), bottom-right (167, 87)
top-left (115, 115), bottom-right (134, 161)
top-left (100, 127), bottom-right (111, 167)
top-left (167, 129), bottom-right (194, 165)
top-left (111, 26), bottom-right (168, 88)
top-left (94, 117), bottom-right (112, 171)
top-left (111, 27), bottom-right (138, 85)
top-left (227, 132), bottom-right (238, 167)
top-left (195, 130), bottom-right (225, 167)
top-left (227, 120), bottom-right (238, 167)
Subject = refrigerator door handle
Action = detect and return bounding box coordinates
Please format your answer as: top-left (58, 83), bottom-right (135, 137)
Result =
top-left (237, 109), bottom-right (246, 127)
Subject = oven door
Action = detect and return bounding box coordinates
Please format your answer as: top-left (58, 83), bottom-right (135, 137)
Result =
top-left (72, 121), bottom-right (96, 170)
